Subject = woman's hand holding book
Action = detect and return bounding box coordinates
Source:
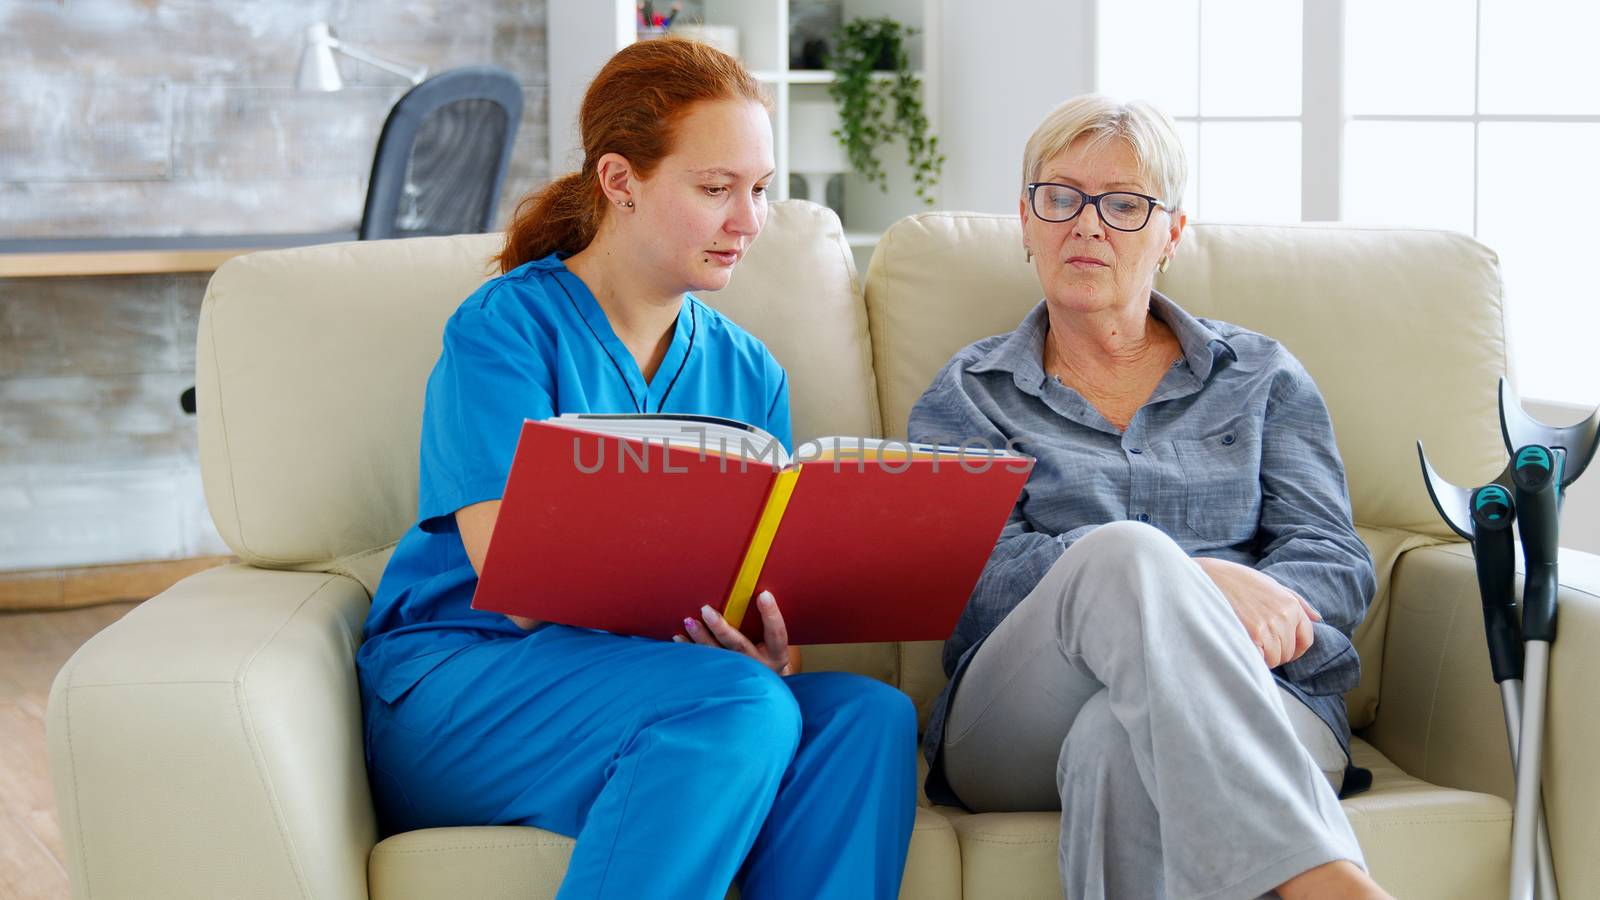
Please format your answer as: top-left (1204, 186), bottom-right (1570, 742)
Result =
top-left (674, 590), bottom-right (800, 675)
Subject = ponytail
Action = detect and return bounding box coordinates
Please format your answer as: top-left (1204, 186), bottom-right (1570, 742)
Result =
top-left (497, 169), bottom-right (606, 273)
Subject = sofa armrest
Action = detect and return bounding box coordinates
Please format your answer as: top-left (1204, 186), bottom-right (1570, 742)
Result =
top-left (47, 564), bottom-right (376, 900)
top-left (1367, 541), bottom-right (1600, 896)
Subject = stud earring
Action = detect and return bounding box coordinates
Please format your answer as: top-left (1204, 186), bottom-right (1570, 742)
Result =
top-left (620, 200), bottom-right (634, 209)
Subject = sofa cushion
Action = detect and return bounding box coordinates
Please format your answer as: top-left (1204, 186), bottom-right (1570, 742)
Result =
top-left (197, 200), bottom-right (877, 570)
top-left (933, 738), bottom-right (1508, 900)
top-left (367, 806), bottom-right (961, 900)
top-left (1340, 738), bottom-right (1510, 900)
top-left (364, 740), bottom-right (1505, 900)
top-left (198, 231), bottom-right (499, 569)
top-left (799, 640), bottom-right (946, 733)
top-left (369, 826), bottom-right (572, 900)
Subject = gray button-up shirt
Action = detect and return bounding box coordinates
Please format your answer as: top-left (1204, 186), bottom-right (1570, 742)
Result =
top-left (908, 293), bottom-right (1375, 804)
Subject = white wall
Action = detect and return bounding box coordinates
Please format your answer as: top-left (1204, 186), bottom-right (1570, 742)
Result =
top-left (1525, 400), bottom-right (1600, 554)
top-left (547, 0), bottom-right (634, 178)
top-left (934, 0), bottom-right (1095, 214)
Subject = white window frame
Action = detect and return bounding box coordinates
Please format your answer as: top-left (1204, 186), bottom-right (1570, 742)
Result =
top-left (1089, 0), bottom-right (1329, 221)
top-left (1095, 0), bottom-right (1600, 407)
top-left (1301, 0), bottom-right (1342, 221)
top-left (1133, 0), bottom-right (1600, 226)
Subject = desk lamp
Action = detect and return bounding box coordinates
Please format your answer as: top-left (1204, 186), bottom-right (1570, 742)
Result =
top-left (296, 22), bottom-right (427, 90)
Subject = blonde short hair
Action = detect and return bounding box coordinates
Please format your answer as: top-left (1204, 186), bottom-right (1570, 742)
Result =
top-left (1021, 95), bottom-right (1187, 211)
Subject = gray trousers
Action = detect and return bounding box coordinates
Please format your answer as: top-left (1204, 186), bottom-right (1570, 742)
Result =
top-left (943, 522), bottom-right (1364, 900)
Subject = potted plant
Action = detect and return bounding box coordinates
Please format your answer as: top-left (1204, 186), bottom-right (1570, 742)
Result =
top-left (825, 17), bottom-right (944, 204)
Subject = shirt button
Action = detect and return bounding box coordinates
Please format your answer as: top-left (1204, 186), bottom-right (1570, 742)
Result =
top-left (1222, 433), bottom-right (1236, 445)
top-left (1128, 447), bottom-right (1143, 454)
top-left (1136, 513), bottom-right (1151, 523)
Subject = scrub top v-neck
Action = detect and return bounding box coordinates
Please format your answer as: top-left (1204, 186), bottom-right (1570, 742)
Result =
top-left (547, 265), bottom-right (694, 414)
top-left (358, 252), bottom-right (793, 704)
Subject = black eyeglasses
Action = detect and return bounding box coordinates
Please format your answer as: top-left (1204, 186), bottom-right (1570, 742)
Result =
top-left (1026, 182), bottom-right (1168, 232)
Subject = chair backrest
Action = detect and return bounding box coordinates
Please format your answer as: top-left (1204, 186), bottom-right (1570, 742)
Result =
top-left (359, 66), bottom-right (523, 241)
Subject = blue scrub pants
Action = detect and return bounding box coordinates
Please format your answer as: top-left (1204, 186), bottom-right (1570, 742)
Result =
top-left (362, 624), bottom-right (918, 899)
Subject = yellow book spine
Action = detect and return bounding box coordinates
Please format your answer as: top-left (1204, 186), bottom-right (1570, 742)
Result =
top-left (723, 468), bottom-right (802, 629)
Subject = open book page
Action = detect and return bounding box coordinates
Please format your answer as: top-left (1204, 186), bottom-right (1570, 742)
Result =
top-left (553, 413), bottom-right (790, 465)
top-left (796, 437), bottom-right (1029, 464)
top-left (549, 416), bottom-right (1032, 470)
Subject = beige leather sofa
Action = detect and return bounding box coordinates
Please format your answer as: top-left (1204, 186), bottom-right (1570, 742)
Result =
top-left (48, 201), bottom-right (1600, 899)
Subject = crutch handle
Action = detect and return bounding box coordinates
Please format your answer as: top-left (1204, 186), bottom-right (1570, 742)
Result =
top-left (1513, 445), bottom-right (1560, 642)
top-left (1470, 485), bottom-right (1523, 683)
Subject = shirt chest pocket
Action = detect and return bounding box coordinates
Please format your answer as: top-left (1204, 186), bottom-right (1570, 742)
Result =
top-left (1171, 427), bottom-right (1263, 544)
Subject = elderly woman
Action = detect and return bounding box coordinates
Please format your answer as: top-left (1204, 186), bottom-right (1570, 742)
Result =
top-left (909, 95), bottom-right (1393, 900)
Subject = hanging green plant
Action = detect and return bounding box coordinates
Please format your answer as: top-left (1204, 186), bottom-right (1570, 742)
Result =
top-left (825, 17), bottom-right (944, 204)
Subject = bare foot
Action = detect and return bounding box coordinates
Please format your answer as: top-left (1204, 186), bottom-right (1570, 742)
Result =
top-left (1277, 860), bottom-right (1394, 900)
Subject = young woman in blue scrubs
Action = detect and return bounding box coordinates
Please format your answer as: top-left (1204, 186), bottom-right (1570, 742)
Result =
top-left (357, 39), bottom-right (917, 899)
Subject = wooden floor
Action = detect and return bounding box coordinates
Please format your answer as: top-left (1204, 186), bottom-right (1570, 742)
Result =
top-left (0, 601), bottom-right (139, 900)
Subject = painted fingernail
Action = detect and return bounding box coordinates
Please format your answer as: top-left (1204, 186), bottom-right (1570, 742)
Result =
top-left (701, 604), bottom-right (720, 621)
top-left (757, 591), bottom-right (775, 606)
top-left (683, 617), bottom-right (699, 632)
top-left (671, 635), bottom-right (687, 643)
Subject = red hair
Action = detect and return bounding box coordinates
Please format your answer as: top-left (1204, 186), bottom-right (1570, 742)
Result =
top-left (498, 39), bottom-right (769, 273)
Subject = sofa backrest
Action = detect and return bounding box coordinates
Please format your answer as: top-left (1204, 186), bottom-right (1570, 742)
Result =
top-left (196, 200), bottom-right (877, 581)
top-left (865, 213), bottom-right (1510, 538)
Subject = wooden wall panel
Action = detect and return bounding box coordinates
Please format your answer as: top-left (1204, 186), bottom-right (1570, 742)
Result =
top-left (0, 2), bottom-right (550, 571)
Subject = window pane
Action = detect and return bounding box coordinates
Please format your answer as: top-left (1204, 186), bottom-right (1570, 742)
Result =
top-left (1343, 122), bottom-right (1474, 232)
top-left (1196, 122), bottom-right (1300, 222)
top-left (1174, 119), bottom-right (1200, 217)
top-left (1345, 0), bottom-right (1474, 115)
top-left (1480, 0), bottom-right (1600, 114)
top-left (1478, 123), bottom-right (1600, 404)
top-left (1097, 0), bottom-right (1199, 116)
top-left (1200, 0), bottom-right (1300, 116)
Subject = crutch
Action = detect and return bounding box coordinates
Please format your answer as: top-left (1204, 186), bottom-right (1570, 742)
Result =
top-left (1416, 449), bottom-right (1557, 900)
top-left (1498, 379), bottom-right (1600, 900)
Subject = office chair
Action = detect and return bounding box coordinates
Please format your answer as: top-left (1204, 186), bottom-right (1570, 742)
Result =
top-left (182, 66), bottom-right (523, 413)
top-left (359, 65), bottom-right (523, 240)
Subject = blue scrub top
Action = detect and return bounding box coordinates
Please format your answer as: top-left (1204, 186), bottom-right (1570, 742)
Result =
top-left (358, 252), bottom-right (793, 703)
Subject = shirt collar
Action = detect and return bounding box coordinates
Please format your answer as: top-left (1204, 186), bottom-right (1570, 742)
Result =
top-left (967, 302), bottom-right (1052, 392)
top-left (524, 251), bottom-right (569, 272)
top-left (969, 291), bottom-right (1237, 388)
top-left (1150, 290), bottom-right (1238, 382)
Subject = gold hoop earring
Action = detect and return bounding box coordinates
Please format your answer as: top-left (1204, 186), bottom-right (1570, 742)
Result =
top-left (1157, 256), bottom-right (1170, 273)
top-left (1025, 247), bottom-right (1033, 262)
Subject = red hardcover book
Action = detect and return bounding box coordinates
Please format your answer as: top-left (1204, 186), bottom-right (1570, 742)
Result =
top-left (471, 415), bottom-right (1033, 644)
